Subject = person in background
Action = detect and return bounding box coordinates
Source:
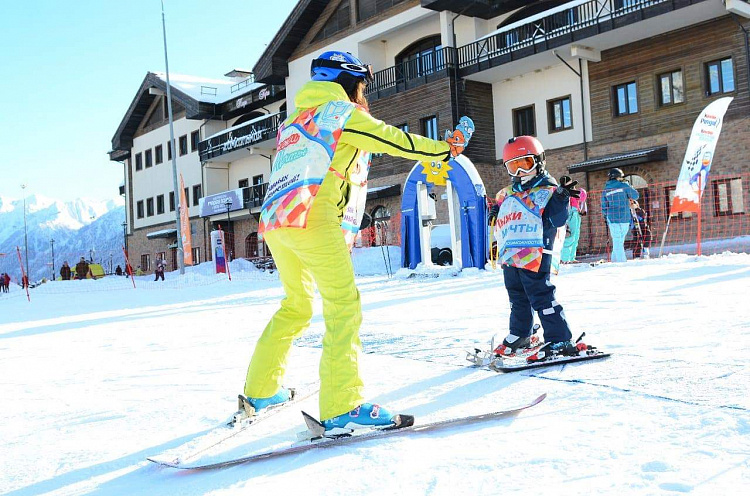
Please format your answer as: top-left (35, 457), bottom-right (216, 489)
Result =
top-left (243, 50), bottom-right (457, 435)
top-left (135, 265), bottom-right (144, 276)
top-left (115, 265), bottom-right (123, 276)
top-left (154, 259), bottom-right (165, 281)
top-left (60, 261), bottom-right (72, 281)
top-left (75, 257), bottom-right (90, 280)
top-left (601, 168), bottom-right (639, 263)
top-left (559, 175), bottom-right (587, 263)
top-left (630, 199), bottom-right (652, 259)
top-left (488, 136), bottom-right (584, 363)
top-left (2, 273), bottom-right (9, 292)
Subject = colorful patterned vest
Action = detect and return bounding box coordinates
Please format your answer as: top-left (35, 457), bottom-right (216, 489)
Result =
top-left (493, 185), bottom-right (563, 273)
top-left (259, 100), bottom-right (367, 240)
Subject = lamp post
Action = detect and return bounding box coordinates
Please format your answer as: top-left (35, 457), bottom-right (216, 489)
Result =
top-left (20, 184), bottom-right (29, 279)
top-left (224, 198), bottom-right (232, 261)
top-left (50, 238), bottom-right (55, 281)
top-left (122, 221), bottom-right (128, 252)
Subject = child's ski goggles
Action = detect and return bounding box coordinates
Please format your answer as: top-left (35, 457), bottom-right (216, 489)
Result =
top-left (504, 155), bottom-right (538, 176)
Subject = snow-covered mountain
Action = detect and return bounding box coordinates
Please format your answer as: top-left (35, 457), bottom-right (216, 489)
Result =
top-left (0, 195), bottom-right (125, 283)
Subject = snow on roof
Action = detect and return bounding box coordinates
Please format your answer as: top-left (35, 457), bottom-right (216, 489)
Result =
top-left (153, 72), bottom-right (263, 105)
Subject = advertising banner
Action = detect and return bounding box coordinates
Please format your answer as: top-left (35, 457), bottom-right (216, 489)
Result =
top-left (199, 189), bottom-right (244, 217)
top-left (671, 97), bottom-right (733, 214)
top-left (179, 175), bottom-right (194, 265)
top-left (210, 230), bottom-right (226, 274)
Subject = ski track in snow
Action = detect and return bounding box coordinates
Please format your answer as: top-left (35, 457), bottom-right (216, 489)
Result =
top-left (1, 252), bottom-right (749, 495)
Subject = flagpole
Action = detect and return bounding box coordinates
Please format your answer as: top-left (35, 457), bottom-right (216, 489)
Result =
top-left (696, 174), bottom-right (702, 256)
top-left (161, 0), bottom-right (185, 275)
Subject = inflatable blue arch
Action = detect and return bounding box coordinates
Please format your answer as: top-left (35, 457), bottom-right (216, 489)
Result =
top-left (400, 155), bottom-right (488, 270)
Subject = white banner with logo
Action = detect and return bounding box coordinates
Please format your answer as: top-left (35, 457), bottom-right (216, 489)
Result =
top-left (671, 97), bottom-right (733, 214)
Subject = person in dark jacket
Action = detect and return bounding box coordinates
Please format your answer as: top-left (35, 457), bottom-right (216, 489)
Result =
top-left (154, 259), bottom-right (165, 281)
top-left (629, 200), bottom-right (652, 259)
top-left (489, 136), bottom-right (582, 361)
top-left (601, 168), bottom-right (640, 262)
top-left (115, 265), bottom-right (123, 276)
top-left (75, 257), bottom-right (90, 280)
top-left (60, 261), bottom-right (71, 281)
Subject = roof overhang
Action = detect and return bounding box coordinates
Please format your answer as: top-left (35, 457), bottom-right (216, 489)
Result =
top-left (252, 0), bottom-right (329, 84)
top-left (146, 228), bottom-right (178, 239)
top-left (109, 73), bottom-right (208, 161)
top-left (568, 145), bottom-right (668, 173)
top-left (367, 184), bottom-right (402, 200)
top-left (420, 0), bottom-right (533, 20)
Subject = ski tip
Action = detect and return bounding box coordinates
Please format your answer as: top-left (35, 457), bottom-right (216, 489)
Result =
top-left (302, 410), bottom-right (326, 438)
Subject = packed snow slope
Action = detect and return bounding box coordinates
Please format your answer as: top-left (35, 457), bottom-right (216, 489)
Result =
top-left (1, 251), bottom-right (748, 495)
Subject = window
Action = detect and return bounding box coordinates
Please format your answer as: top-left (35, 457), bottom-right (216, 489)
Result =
top-left (512, 105), bottom-right (536, 136)
top-left (192, 247), bottom-right (201, 265)
top-left (183, 188), bottom-right (190, 208)
top-left (397, 123), bottom-right (409, 133)
top-left (705, 58), bottom-right (735, 95)
top-left (358, 0), bottom-right (406, 21)
top-left (135, 152), bottom-right (143, 171)
top-left (547, 96), bottom-right (572, 132)
top-left (658, 70), bottom-right (685, 106)
top-left (395, 35), bottom-right (444, 81)
top-left (179, 135), bottom-right (188, 156)
top-left (665, 186), bottom-right (692, 219)
top-left (146, 197), bottom-right (154, 217)
top-left (155, 145), bottom-right (163, 164)
top-left (420, 115), bottom-right (438, 140)
top-left (156, 194), bottom-right (165, 215)
top-left (253, 174), bottom-right (264, 186)
top-left (238, 178), bottom-right (249, 188)
top-left (313, 0), bottom-right (350, 42)
top-left (613, 81), bottom-right (638, 116)
top-left (191, 130), bottom-right (200, 152)
top-left (239, 178), bottom-right (250, 204)
top-left (713, 178), bottom-right (745, 216)
top-left (167, 141), bottom-right (172, 160)
top-left (169, 191), bottom-right (175, 212)
top-left (136, 200), bottom-right (144, 219)
top-left (156, 251), bottom-right (166, 265)
top-left (192, 184), bottom-right (202, 206)
top-left (140, 254), bottom-right (151, 272)
top-left (145, 149), bottom-right (153, 168)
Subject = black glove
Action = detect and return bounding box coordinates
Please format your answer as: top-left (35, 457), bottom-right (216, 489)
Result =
top-left (554, 180), bottom-right (581, 199)
top-left (359, 212), bottom-right (372, 230)
top-left (488, 203), bottom-right (499, 225)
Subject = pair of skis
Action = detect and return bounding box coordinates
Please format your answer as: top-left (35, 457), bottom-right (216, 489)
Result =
top-left (466, 332), bottom-right (610, 372)
top-left (148, 393), bottom-right (546, 470)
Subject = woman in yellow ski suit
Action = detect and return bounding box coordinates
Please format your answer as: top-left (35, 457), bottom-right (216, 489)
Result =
top-left (244, 51), bottom-right (453, 425)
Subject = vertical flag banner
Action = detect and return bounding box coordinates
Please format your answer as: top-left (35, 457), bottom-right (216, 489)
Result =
top-left (179, 174), bottom-right (194, 265)
top-left (670, 97), bottom-right (733, 214)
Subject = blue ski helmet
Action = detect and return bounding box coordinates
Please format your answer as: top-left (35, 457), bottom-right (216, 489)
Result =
top-left (310, 51), bottom-right (374, 83)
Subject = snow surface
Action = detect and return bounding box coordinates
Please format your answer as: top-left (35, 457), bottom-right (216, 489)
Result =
top-left (1, 250), bottom-right (749, 495)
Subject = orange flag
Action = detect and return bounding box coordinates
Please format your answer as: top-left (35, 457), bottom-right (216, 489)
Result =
top-left (179, 174), bottom-right (194, 265)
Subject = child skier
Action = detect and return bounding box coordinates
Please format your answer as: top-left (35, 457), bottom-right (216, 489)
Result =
top-left (489, 136), bottom-right (582, 362)
top-left (242, 50), bottom-right (461, 434)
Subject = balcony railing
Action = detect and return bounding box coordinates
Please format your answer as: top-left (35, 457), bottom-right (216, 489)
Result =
top-left (199, 111), bottom-right (286, 162)
top-left (366, 46), bottom-right (457, 101)
top-left (242, 183), bottom-right (268, 210)
top-left (457, 0), bottom-right (695, 74)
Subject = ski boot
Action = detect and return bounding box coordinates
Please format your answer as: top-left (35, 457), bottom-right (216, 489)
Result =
top-left (527, 334), bottom-right (590, 363)
top-left (493, 325), bottom-right (542, 357)
top-left (321, 403), bottom-right (397, 437)
top-left (230, 387), bottom-right (292, 426)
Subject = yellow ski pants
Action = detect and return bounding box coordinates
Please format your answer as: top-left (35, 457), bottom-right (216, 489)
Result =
top-left (243, 221), bottom-right (364, 421)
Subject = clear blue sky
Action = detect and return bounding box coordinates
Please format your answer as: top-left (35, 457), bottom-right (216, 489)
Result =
top-left (0, 0), bottom-right (298, 203)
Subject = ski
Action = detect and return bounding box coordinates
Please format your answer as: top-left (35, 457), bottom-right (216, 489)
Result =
top-left (489, 351), bottom-right (610, 372)
top-left (149, 393), bottom-right (546, 470)
top-left (147, 386), bottom-right (318, 466)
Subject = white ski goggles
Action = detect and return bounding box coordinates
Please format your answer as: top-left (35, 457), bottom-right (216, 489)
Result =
top-left (504, 155), bottom-right (538, 177)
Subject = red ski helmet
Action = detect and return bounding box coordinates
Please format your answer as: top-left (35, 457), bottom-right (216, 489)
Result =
top-left (502, 136), bottom-right (546, 178)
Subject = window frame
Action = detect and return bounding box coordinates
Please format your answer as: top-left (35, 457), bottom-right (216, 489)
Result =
top-left (705, 57), bottom-right (735, 96)
top-left (179, 135), bottom-right (188, 156)
top-left (712, 177), bottom-right (745, 216)
top-left (190, 130), bottom-right (200, 152)
top-left (169, 191), bottom-right (175, 212)
top-left (155, 144), bottom-right (163, 164)
top-left (613, 81), bottom-right (639, 117)
top-left (146, 197), bottom-right (154, 217)
top-left (141, 254), bottom-right (151, 272)
top-left (156, 194), bottom-right (165, 215)
top-left (167, 141), bottom-right (172, 160)
top-left (547, 95), bottom-right (573, 133)
top-left (512, 104), bottom-right (536, 137)
top-left (192, 184), bottom-right (202, 206)
top-left (420, 115), bottom-right (439, 140)
top-left (135, 152), bottom-right (143, 171)
top-left (657, 69), bottom-right (685, 107)
top-left (183, 188), bottom-right (190, 208)
top-left (664, 186), bottom-right (693, 220)
top-left (144, 149), bottom-right (153, 168)
top-left (136, 200), bottom-right (144, 219)
top-left (192, 247), bottom-right (201, 265)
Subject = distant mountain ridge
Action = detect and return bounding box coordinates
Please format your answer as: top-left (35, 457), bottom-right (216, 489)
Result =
top-left (0, 196), bottom-right (125, 283)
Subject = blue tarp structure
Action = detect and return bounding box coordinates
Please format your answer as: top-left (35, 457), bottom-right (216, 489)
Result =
top-left (400, 156), bottom-right (488, 270)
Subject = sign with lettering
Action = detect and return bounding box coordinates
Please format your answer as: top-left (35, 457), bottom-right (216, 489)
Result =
top-left (199, 189), bottom-right (245, 217)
